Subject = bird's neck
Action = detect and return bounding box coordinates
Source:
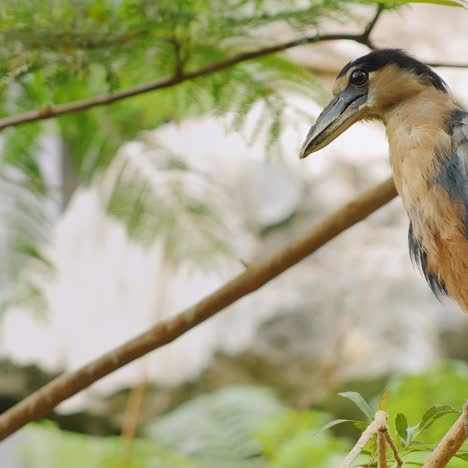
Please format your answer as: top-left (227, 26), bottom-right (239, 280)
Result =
top-left (383, 89), bottom-right (454, 213)
top-left (383, 88), bottom-right (453, 130)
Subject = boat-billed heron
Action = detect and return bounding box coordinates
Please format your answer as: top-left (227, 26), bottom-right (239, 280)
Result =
top-left (300, 49), bottom-right (468, 311)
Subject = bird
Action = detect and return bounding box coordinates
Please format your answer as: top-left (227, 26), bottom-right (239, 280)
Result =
top-left (299, 48), bottom-right (468, 311)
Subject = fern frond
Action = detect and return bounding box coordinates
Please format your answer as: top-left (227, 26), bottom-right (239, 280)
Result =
top-left (102, 145), bottom-right (236, 268)
top-left (0, 176), bottom-right (53, 314)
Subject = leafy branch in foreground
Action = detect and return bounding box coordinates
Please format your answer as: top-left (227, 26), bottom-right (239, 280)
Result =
top-left (317, 389), bottom-right (467, 467)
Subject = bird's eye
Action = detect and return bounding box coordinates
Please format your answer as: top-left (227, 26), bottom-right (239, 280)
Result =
top-left (350, 69), bottom-right (368, 86)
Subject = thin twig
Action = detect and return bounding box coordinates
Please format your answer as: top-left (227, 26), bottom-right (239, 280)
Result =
top-left (118, 382), bottom-right (145, 468)
top-left (426, 62), bottom-right (468, 69)
top-left (378, 431), bottom-right (388, 468)
top-left (0, 177), bottom-right (398, 442)
top-left (423, 401), bottom-right (468, 468)
top-left (341, 411), bottom-right (389, 468)
top-left (384, 431), bottom-right (403, 467)
top-left (118, 254), bottom-right (171, 468)
top-left (357, 4), bottom-right (384, 49)
top-left (341, 410), bottom-right (403, 468)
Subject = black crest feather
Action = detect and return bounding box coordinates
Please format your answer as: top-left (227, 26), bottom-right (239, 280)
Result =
top-left (337, 49), bottom-right (447, 93)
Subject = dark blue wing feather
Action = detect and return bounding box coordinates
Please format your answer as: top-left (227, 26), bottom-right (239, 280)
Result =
top-left (407, 110), bottom-right (468, 297)
top-left (437, 111), bottom-right (468, 235)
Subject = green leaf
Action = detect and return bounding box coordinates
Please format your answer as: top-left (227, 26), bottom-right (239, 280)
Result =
top-left (338, 392), bottom-right (374, 422)
top-left (314, 418), bottom-right (368, 435)
top-left (455, 451), bottom-right (468, 461)
top-left (395, 413), bottom-right (408, 441)
top-left (404, 424), bottom-right (419, 447)
top-left (386, 361), bottom-right (468, 444)
top-left (315, 419), bottom-right (350, 434)
top-left (21, 422), bottom-right (199, 468)
top-left (403, 444), bottom-right (437, 454)
top-left (146, 385), bottom-right (287, 461)
top-left (353, 421), bottom-right (370, 431)
top-left (419, 405), bottom-right (459, 432)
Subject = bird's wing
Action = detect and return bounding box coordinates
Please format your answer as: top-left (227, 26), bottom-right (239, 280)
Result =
top-left (438, 110), bottom-right (468, 232)
top-left (408, 110), bottom-right (468, 299)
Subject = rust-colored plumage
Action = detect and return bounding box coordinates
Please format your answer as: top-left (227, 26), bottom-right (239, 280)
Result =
top-left (300, 49), bottom-right (468, 311)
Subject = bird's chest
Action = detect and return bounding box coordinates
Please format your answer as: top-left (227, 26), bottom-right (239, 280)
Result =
top-left (387, 118), bottom-right (468, 306)
top-left (387, 125), bottom-right (445, 220)
top-left (386, 120), bottom-right (462, 259)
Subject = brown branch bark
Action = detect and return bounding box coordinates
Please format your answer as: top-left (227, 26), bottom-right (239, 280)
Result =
top-left (341, 411), bottom-right (389, 468)
top-left (118, 382), bottom-right (145, 468)
top-left (0, 177), bottom-right (397, 442)
top-left (426, 62), bottom-right (468, 69)
top-left (340, 410), bottom-right (402, 468)
top-left (384, 431), bottom-right (403, 467)
top-left (423, 401), bottom-right (468, 468)
top-left (378, 431), bottom-right (388, 468)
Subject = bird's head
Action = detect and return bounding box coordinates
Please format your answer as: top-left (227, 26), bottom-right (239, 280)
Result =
top-left (299, 49), bottom-right (448, 158)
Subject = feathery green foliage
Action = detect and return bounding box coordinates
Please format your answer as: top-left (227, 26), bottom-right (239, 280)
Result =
top-left (0, 0), bottom-right (359, 302)
top-left (17, 363), bottom-right (468, 466)
top-left (0, 0), bottom-right (336, 182)
top-left (1, 0), bottom-right (459, 306)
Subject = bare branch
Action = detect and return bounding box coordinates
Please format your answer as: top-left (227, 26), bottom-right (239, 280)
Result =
top-left (426, 62), bottom-right (468, 69)
top-left (356, 4), bottom-right (384, 49)
top-left (423, 401), bottom-right (468, 468)
top-left (0, 177), bottom-right (398, 442)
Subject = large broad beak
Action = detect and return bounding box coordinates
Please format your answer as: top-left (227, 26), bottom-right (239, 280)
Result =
top-left (299, 87), bottom-right (368, 159)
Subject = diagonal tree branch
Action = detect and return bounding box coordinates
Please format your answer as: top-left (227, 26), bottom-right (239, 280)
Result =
top-left (0, 177), bottom-right (398, 442)
top-left (423, 402), bottom-right (468, 468)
